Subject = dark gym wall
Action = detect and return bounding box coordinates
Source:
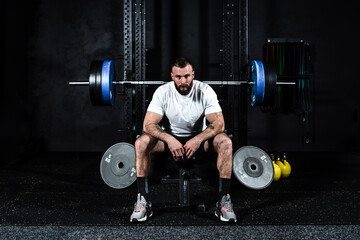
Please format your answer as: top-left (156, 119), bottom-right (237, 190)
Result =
top-left (2, 0), bottom-right (360, 162)
top-left (248, 1), bottom-right (360, 152)
top-left (146, 0), bottom-right (223, 81)
top-left (3, 0), bottom-right (126, 157)
top-left (3, 1), bottom-right (39, 158)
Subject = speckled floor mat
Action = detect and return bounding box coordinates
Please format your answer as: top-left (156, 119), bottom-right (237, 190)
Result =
top-left (1, 152), bottom-right (359, 226)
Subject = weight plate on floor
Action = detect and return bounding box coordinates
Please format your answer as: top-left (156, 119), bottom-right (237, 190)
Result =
top-left (100, 142), bottom-right (137, 189)
top-left (101, 60), bottom-right (115, 106)
top-left (262, 62), bottom-right (277, 106)
top-left (233, 146), bottom-right (274, 190)
top-left (251, 60), bottom-right (265, 106)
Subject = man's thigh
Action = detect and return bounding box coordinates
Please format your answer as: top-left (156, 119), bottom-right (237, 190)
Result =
top-left (137, 133), bottom-right (165, 154)
top-left (150, 140), bottom-right (165, 154)
top-left (204, 132), bottom-right (231, 153)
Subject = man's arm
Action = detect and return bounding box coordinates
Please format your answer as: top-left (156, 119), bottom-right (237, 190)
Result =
top-left (143, 111), bottom-right (168, 141)
top-left (196, 111), bottom-right (225, 142)
top-left (143, 111), bottom-right (185, 159)
top-left (184, 111), bottom-right (225, 158)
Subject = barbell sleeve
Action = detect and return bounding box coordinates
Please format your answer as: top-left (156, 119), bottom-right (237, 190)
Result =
top-left (277, 75), bottom-right (310, 80)
top-left (69, 81), bottom-right (91, 86)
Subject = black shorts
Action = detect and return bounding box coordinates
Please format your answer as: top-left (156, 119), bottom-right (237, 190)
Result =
top-left (163, 135), bottom-right (207, 160)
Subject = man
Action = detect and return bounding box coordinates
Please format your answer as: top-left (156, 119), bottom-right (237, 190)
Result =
top-left (130, 57), bottom-right (237, 223)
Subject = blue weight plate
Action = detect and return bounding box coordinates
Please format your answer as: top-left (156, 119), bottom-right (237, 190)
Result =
top-left (251, 60), bottom-right (265, 106)
top-left (101, 60), bottom-right (115, 106)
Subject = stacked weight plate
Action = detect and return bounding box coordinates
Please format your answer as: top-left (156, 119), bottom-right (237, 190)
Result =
top-left (89, 60), bottom-right (115, 106)
top-left (250, 60), bottom-right (277, 106)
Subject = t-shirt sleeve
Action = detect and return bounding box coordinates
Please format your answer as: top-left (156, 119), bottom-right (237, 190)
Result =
top-left (204, 85), bottom-right (222, 115)
top-left (147, 87), bottom-right (164, 115)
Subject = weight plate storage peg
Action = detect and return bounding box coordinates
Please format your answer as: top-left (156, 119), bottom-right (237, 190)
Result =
top-left (100, 142), bottom-right (137, 189)
top-left (233, 146), bottom-right (274, 190)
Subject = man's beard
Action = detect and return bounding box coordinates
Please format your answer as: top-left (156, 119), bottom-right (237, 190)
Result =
top-left (175, 82), bottom-right (192, 95)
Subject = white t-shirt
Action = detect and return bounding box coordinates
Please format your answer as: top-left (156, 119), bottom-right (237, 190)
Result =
top-left (147, 80), bottom-right (222, 137)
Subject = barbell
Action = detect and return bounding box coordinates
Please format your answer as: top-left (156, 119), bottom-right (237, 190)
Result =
top-left (69, 60), bottom-right (310, 107)
top-left (100, 142), bottom-right (274, 190)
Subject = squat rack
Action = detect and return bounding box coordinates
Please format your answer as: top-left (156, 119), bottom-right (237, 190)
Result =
top-left (121, 0), bottom-right (249, 149)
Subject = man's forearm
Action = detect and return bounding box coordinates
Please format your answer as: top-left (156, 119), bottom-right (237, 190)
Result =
top-left (144, 123), bottom-right (174, 143)
top-left (193, 120), bottom-right (224, 144)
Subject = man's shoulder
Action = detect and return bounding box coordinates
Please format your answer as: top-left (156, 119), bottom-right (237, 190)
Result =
top-left (159, 81), bottom-right (173, 89)
top-left (154, 81), bottom-right (173, 93)
top-left (193, 80), bottom-right (212, 91)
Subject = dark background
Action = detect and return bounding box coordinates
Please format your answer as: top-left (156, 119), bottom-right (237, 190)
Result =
top-left (2, 0), bottom-right (360, 164)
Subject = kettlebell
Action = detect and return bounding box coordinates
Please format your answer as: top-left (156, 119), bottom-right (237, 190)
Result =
top-left (272, 158), bottom-right (281, 182)
top-left (275, 155), bottom-right (285, 178)
top-left (281, 153), bottom-right (291, 178)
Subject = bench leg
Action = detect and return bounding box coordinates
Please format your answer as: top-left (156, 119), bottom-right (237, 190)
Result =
top-left (179, 168), bottom-right (190, 207)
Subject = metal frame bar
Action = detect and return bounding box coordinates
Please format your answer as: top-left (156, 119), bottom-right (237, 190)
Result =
top-left (222, 0), bottom-right (235, 81)
top-left (134, 0), bottom-right (146, 82)
top-left (222, 0), bottom-right (236, 148)
top-left (133, 0), bottom-right (147, 139)
top-left (239, 0), bottom-right (249, 77)
top-left (123, 0), bottom-right (133, 143)
top-left (123, 0), bottom-right (133, 81)
top-left (238, 0), bottom-right (249, 147)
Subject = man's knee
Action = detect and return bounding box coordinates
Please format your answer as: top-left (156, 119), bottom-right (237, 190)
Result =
top-left (214, 133), bottom-right (233, 153)
top-left (135, 133), bottom-right (156, 154)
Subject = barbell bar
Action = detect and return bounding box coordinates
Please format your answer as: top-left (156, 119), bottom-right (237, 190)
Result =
top-left (69, 60), bottom-right (310, 106)
top-left (69, 80), bottom-right (297, 86)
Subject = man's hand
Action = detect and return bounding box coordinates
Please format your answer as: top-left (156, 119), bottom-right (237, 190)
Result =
top-left (167, 137), bottom-right (185, 160)
top-left (184, 137), bottom-right (202, 159)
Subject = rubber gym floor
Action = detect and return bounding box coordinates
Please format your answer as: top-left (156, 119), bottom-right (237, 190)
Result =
top-left (1, 151), bottom-right (359, 239)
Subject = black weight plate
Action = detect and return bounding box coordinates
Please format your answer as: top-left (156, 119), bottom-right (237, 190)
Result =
top-left (89, 61), bottom-right (99, 105)
top-left (95, 60), bottom-right (104, 105)
top-left (89, 61), bottom-right (103, 106)
top-left (262, 62), bottom-right (277, 106)
top-left (268, 62), bottom-right (277, 106)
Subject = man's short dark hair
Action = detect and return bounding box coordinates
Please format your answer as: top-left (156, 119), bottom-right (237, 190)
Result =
top-left (171, 57), bottom-right (193, 69)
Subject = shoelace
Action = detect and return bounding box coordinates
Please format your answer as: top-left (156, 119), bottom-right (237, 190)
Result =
top-left (134, 197), bottom-right (146, 212)
top-left (222, 197), bottom-right (233, 212)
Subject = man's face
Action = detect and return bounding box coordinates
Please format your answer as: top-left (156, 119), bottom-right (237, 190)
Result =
top-left (171, 64), bottom-right (195, 95)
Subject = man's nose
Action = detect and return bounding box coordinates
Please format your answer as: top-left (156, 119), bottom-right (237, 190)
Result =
top-left (180, 76), bottom-right (187, 84)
